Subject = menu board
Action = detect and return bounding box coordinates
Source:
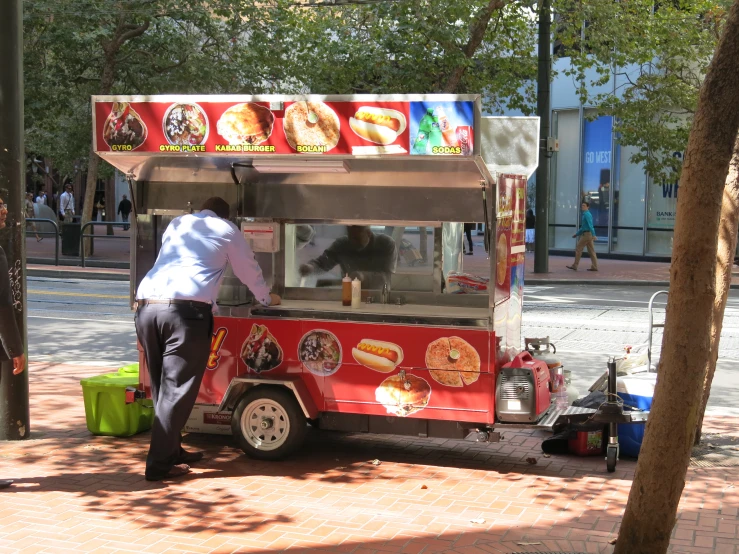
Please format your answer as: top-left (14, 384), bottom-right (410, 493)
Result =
top-left (494, 174), bottom-right (527, 306)
top-left (93, 98), bottom-right (475, 157)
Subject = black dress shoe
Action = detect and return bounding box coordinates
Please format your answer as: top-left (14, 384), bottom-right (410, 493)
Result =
top-left (145, 463), bottom-right (190, 482)
top-left (176, 450), bottom-right (204, 464)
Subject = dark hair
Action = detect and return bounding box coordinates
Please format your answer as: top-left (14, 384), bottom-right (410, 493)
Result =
top-left (582, 200), bottom-right (590, 207)
top-left (200, 197), bottom-right (230, 219)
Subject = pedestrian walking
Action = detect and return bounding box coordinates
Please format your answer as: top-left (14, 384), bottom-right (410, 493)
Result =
top-left (134, 197), bottom-right (280, 481)
top-left (0, 193), bottom-right (27, 490)
top-left (35, 191), bottom-right (48, 206)
top-left (463, 223), bottom-right (475, 255)
top-left (117, 194), bottom-right (132, 231)
top-left (59, 184), bottom-right (75, 222)
top-left (25, 193), bottom-right (41, 242)
top-left (93, 196), bottom-right (105, 222)
top-left (567, 200), bottom-right (599, 272)
top-left (525, 208), bottom-right (535, 252)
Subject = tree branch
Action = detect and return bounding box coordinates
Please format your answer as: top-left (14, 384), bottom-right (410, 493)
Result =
top-left (442, 0), bottom-right (510, 93)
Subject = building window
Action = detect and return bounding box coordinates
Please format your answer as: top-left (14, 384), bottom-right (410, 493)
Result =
top-left (550, 110), bottom-right (581, 248)
top-left (612, 143), bottom-right (646, 254)
top-left (581, 113), bottom-right (612, 249)
top-left (646, 151), bottom-right (681, 255)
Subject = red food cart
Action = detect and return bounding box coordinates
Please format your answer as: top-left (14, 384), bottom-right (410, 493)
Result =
top-left (93, 94), bottom-right (582, 461)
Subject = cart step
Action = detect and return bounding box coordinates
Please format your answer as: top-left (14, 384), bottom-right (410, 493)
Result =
top-left (495, 406), bottom-right (597, 431)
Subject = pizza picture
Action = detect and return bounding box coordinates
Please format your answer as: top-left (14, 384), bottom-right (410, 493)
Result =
top-left (425, 336), bottom-right (481, 387)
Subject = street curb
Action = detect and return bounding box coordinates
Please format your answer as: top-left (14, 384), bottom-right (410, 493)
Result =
top-left (527, 279), bottom-right (739, 289)
top-left (24, 269), bottom-right (739, 289)
top-left (526, 279), bottom-right (670, 287)
top-left (27, 268), bottom-right (129, 281)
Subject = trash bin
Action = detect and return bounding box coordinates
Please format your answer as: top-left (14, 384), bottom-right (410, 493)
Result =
top-left (61, 220), bottom-right (81, 257)
top-left (117, 363), bottom-right (139, 376)
top-left (80, 372), bottom-right (153, 437)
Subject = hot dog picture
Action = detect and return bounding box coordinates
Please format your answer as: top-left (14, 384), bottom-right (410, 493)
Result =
top-left (352, 339), bottom-right (404, 373)
top-left (349, 106), bottom-right (407, 145)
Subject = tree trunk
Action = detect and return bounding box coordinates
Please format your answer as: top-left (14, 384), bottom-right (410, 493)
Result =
top-left (693, 134), bottom-right (739, 445)
top-left (82, 18), bottom-right (149, 256)
top-left (82, 60), bottom-right (115, 257)
top-left (614, 2), bottom-right (739, 553)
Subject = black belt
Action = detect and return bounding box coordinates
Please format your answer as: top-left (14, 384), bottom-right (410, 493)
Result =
top-left (137, 299), bottom-right (211, 309)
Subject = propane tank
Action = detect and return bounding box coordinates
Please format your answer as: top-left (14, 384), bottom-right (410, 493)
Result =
top-left (524, 337), bottom-right (562, 372)
top-left (524, 337), bottom-right (565, 401)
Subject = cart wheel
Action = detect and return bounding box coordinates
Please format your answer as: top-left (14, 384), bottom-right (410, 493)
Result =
top-left (606, 445), bottom-right (618, 473)
top-left (232, 386), bottom-right (307, 461)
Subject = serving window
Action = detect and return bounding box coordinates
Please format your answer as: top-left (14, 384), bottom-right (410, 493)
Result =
top-left (285, 224), bottom-right (437, 292)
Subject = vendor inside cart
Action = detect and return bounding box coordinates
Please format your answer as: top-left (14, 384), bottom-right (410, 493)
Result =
top-left (299, 225), bottom-right (397, 289)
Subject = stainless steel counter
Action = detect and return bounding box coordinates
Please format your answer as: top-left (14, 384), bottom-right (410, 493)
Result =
top-left (218, 299), bottom-right (490, 328)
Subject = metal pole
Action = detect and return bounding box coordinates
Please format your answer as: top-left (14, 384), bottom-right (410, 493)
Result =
top-left (534, 0), bottom-right (551, 273)
top-left (0, 0), bottom-right (30, 440)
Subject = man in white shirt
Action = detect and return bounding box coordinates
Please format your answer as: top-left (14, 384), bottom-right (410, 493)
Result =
top-left (58, 184), bottom-right (75, 221)
top-left (35, 192), bottom-right (48, 206)
top-left (135, 196), bottom-right (280, 481)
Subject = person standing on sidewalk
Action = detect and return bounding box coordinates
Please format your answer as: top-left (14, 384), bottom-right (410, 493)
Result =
top-left (135, 196), bottom-right (281, 481)
top-left (0, 196), bottom-right (27, 490)
top-left (35, 191), bottom-right (47, 206)
top-left (58, 183), bottom-right (75, 222)
top-left (525, 209), bottom-right (535, 252)
top-left (25, 193), bottom-right (41, 242)
top-left (117, 194), bottom-right (132, 231)
top-left (567, 201), bottom-right (599, 272)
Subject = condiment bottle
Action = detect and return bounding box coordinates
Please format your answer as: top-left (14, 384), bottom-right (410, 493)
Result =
top-left (351, 277), bottom-right (361, 308)
top-left (342, 274), bottom-right (352, 306)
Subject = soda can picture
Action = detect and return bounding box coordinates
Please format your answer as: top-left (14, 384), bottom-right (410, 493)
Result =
top-left (455, 125), bottom-right (473, 156)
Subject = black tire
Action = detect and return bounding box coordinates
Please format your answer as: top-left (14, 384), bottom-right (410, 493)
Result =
top-left (231, 386), bottom-right (307, 461)
top-left (606, 445), bottom-right (618, 473)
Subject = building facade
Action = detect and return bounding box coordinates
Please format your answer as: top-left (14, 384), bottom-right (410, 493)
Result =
top-left (548, 60), bottom-right (678, 258)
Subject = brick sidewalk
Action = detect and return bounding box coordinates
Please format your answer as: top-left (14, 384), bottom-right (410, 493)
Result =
top-left (0, 363), bottom-right (737, 553)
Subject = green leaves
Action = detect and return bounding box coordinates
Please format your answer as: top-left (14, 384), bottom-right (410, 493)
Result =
top-left (557, 0), bottom-right (732, 182)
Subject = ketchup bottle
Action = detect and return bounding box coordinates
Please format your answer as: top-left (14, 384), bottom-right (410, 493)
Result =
top-left (342, 274), bottom-right (352, 306)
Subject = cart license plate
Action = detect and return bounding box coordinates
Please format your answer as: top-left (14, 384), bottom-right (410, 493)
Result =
top-left (508, 399), bottom-right (521, 411)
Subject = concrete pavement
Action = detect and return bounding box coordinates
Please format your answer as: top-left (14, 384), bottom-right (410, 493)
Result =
top-left (0, 361), bottom-right (737, 553)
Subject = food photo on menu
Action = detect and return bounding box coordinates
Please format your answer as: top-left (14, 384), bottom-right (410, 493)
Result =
top-left (348, 106), bottom-right (407, 155)
top-left (351, 339), bottom-right (404, 373)
top-left (162, 103), bottom-right (209, 146)
top-left (217, 102), bottom-right (275, 147)
top-left (425, 336), bottom-right (481, 387)
top-left (240, 324), bottom-right (283, 373)
top-left (103, 102), bottom-right (148, 151)
top-left (298, 329), bottom-right (342, 376)
top-left (283, 101), bottom-right (340, 153)
top-left (409, 101), bottom-right (474, 156)
top-left (375, 371), bottom-right (432, 417)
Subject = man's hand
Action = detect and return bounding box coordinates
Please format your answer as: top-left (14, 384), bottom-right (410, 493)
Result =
top-left (12, 353), bottom-right (26, 375)
top-left (268, 293), bottom-right (282, 306)
top-left (298, 264), bottom-right (313, 277)
top-left (572, 234), bottom-right (577, 239)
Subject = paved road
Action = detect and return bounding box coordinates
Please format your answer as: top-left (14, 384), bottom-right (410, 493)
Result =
top-left (25, 278), bottom-right (739, 411)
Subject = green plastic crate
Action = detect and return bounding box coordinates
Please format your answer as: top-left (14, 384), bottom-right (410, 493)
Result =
top-left (80, 372), bottom-right (153, 437)
top-left (117, 363), bottom-right (139, 376)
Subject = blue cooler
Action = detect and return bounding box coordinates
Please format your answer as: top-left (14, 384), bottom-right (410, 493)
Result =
top-left (616, 373), bottom-right (657, 457)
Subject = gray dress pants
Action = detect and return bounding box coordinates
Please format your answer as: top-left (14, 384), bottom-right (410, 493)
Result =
top-left (135, 302), bottom-right (213, 477)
